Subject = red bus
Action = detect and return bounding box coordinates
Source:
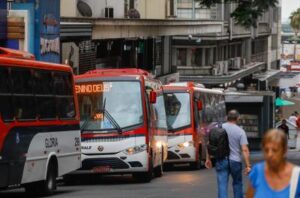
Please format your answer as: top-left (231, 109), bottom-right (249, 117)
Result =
top-left (73, 69), bottom-right (168, 182)
top-left (163, 82), bottom-right (226, 169)
top-left (0, 48), bottom-right (81, 195)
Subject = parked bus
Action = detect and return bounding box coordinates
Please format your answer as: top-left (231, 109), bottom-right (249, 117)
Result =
top-left (163, 82), bottom-right (226, 169)
top-left (0, 48), bottom-right (81, 195)
top-left (73, 69), bottom-right (168, 182)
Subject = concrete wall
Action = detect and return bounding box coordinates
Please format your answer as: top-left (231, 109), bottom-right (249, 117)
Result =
top-left (61, 0), bottom-right (78, 17)
top-left (61, 0), bottom-right (125, 18)
top-left (137, 0), bottom-right (166, 19)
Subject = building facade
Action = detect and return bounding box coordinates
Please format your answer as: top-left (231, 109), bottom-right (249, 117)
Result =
top-left (172, 0), bottom-right (282, 90)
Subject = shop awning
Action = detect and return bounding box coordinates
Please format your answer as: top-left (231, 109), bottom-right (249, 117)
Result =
top-left (275, 98), bottom-right (295, 106)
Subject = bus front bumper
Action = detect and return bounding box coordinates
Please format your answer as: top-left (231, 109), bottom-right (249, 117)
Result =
top-left (72, 151), bottom-right (149, 174)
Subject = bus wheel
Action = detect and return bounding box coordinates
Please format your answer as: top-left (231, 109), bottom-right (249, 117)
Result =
top-left (154, 150), bottom-right (163, 177)
top-left (25, 161), bottom-right (57, 196)
top-left (133, 158), bottom-right (153, 182)
top-left (190, 146), bottom-right (202, 170)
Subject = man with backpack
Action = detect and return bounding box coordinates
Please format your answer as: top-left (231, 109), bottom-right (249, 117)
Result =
top-left (205, 109), bottom-right (251, 198)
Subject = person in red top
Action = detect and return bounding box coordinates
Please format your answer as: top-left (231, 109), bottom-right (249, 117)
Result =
top-left (296, 114), bottom-right (300, 129)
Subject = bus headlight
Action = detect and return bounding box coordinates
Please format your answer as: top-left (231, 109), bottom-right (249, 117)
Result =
top-left (178, 141), bottom-right (193, 149)
top-left (123, 144), bottom-right (147, 155)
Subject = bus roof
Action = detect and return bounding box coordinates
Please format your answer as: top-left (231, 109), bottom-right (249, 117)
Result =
top-left (75, 68), bottom-right (154, 80)
top-left (0, 47), bottom-right (35, 60)
top-left (163, 83), bottom-right (223, 95)
top-left (0, 49), bottom-right (72, 72)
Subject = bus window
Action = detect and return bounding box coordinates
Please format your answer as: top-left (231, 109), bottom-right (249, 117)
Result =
top-left (53, 72), bottom-right (73, 95)
top-left (57, 97), bottom-right (75, 119)
top-left (11, 68), bottom-right (33, 94)
top-left (0, 67), bottom-right (14, 121)
top-left (0, 95), bottom-right (13, 121)
top-left (37, 96), bottom-right (56, 119)
top-left (34, 70), bottom-right (53, 95)
top-left (0, 66), bottom-right (10, 93)
top-left (14, 95), bottom-right (36, 120)
top-left (153, 95), bottom-right (167, 130)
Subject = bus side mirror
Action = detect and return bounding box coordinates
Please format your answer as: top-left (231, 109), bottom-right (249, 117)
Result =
top-left (149, 91), bottom-right (157, 104)
top-left (197, 101), bottom-right (203, 110)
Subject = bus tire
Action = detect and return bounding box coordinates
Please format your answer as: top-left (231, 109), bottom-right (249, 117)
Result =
top-left (133, 157), bottom-right (153, 182)
top-left (25, 160), bottom-right (57, 196)
top-left (40, 160), bottom-right (57, 196)
top-left (154, 150), bottom-right (163, 177)
top-left (190, 145), bottom-right (202, 170)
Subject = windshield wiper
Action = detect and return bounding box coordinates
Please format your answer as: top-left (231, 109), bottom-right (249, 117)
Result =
top-left (101, 98), bottom-right (122, 133)
top-left (80, 117), bottom-right (90, 131)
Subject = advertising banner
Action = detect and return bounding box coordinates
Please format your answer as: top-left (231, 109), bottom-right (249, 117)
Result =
top-left (29, 0), bottom-right (60, 63)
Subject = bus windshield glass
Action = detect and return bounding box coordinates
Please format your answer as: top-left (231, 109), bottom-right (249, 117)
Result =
top-left (165, 93), bottom-right (191, 131)
top-left (77, 81), bottom-right (143, 132)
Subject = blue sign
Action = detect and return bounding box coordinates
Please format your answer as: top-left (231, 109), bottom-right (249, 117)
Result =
top-left (0, 0), bottom-right (7, 42)
top-left (29, 0), bottom-right (60, 63)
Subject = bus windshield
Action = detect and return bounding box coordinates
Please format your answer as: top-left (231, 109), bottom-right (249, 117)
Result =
top-left (165, 93), bottom-right (191, 131)
top-left (77, 81), bottom-right (143, 132)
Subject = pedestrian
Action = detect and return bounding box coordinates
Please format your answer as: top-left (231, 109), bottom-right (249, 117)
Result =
top-left (246, 129), bottom-right (300, 197)
top-left (289, 112), bottom-right (298, 127)
top-left (277, 119), bottom-right (289, 139)
top-left (205, 109), bottom-right (251, 198)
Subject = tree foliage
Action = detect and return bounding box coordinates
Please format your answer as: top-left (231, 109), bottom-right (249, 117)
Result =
top-left (195, 0), bottom-right (278, 28)
top-left (290, 8), bottom-right (300, 60)
top-left (290, 8), bottom-right (300, 33)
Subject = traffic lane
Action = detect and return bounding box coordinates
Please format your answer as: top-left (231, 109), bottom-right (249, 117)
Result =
top-left (0, 167), bottom-right (239, 198)
top-left (2, 151), bottom-right (300, 198)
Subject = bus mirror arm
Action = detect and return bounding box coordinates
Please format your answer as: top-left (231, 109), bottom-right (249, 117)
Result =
top-left (149, 91), bottom-right (157, 104)
top-left (197, 101), bottom-right (203, 111)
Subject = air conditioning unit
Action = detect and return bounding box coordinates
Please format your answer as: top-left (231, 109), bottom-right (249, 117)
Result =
top-left (223, 60), bottom-right (228, 75)
top-left (105, 7), bottom-right (114, 18)
top-left (212, 68), bottom-right (218, 76)
top-left (230, 57), bottom-right (241, 70)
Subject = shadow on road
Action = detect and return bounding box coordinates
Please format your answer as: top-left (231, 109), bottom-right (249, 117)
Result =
top-left (0, 189), bottom-right (77, 198)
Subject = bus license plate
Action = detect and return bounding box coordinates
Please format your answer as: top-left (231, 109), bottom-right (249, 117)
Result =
top-left (92, 166), bottom-right (111, 173)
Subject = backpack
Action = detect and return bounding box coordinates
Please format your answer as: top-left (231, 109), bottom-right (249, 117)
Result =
top-left (207, 127), bottom-right (230, 159)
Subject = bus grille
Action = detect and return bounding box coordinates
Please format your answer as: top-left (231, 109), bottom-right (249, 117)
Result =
top-left (167, 151), bottom-right (180, 160)
top-left (82, 136), bottom-right (130, 143)
top-left (81, 158), bottom-right (130, 170)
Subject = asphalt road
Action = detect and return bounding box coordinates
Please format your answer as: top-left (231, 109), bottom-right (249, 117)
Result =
top-left (1, 151), bottom-right (300, 198)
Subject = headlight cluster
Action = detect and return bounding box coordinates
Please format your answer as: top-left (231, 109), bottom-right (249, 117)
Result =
top-left (123, 144), bottom-right (147, 155)
top-left (177, 141), bottom-right (193, 149)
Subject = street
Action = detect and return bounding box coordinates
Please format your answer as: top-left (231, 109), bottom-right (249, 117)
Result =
top-left (2, 151), bottom-right (300, 198)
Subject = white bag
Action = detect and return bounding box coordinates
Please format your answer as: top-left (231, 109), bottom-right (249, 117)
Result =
top-left (290, 166), bottom-right (300, 198)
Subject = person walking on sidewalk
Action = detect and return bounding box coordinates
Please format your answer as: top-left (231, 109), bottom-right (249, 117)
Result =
top-left (205, 109), bottom-right (251, 198)
top-left (246, 129), bottom-right (300, 197)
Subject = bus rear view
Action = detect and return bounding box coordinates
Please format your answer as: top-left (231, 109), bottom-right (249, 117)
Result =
top-left (73, 69), bottom-right (167, 182)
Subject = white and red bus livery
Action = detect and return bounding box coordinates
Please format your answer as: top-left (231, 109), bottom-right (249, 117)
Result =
top-left (163, 82), bottom-right (226, 169)
top-left (74, 69), bottom-right (168, 182)
top-left (0, 48), bottom-right (81, 195)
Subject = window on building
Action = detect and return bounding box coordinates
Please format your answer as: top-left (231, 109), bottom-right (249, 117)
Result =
top-left (191, 48), bottom-right (202, 66)
top-left (176, 48), bottom-right (187, 66)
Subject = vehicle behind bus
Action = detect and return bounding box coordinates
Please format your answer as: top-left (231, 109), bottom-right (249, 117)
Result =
top-left (0, 48), bottom-right (81, 195)
top-left (163, 82), bottom-right (226, 169)
top-left (73, 69), bottom-right (168, 182)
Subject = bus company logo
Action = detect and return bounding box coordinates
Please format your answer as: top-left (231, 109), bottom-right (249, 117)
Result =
top-left (82, 146), bottom-right (92, 150)
top-left (97, 146), bottom-right (104, 152)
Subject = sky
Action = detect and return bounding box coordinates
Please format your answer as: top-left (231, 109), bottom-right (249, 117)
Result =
top-left (282, 0), bottom-right (300, 22)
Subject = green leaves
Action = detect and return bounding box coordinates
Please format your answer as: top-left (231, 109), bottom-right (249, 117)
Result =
top-left (290, 8), bottom-right (300, 33)
top-left (195, 0), bottom-right (278, 28)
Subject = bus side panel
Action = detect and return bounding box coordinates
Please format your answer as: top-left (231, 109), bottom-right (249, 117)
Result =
top-left (22, 130), bottom-right (81, 184)
top-left (0, 124), bottom-right (79, 187)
